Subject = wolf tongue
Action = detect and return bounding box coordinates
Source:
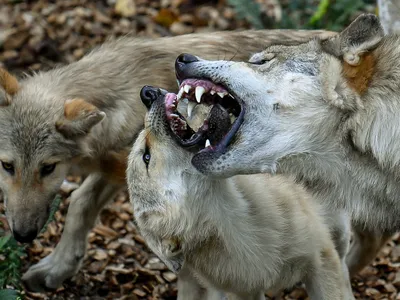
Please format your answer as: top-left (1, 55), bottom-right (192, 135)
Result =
top-left (207, 104), bottom-right (231, 145)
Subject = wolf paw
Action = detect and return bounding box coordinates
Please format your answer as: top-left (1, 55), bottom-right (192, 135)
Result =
top-left (22, 249), bottom-right (83, 292)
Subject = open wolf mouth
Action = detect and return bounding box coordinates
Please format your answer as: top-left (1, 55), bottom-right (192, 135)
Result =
top-left (165, 79), bottom-right (244, 152)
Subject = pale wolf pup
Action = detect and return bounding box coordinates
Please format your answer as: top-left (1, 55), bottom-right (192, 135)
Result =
top-left (171, 14), bottom-right (398, 275)
top-left (0, 29), bottom-right (335, 291)
top-left (126, 86), bottom-right (355, 300)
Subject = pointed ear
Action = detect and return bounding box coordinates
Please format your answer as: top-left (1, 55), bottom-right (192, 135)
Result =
top-left (56, 98), bottom-right (106, 139)
top-left (322, 14), bottom-right (384, 65)
top-left (0, 67), bottom-right (19, 106)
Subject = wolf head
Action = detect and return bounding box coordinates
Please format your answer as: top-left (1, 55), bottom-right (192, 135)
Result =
top-left (127, 86), bottom-right (195, 213)
top-left (129, 86), bottom-right (207, 273)
top-left (173, 14), bottom-right (385, 177)
top-left (0, 70), bottom-right (105, 242)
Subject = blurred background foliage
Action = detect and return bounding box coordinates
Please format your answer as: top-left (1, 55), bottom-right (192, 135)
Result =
top-left (228, 0), bottom-right (376, 31)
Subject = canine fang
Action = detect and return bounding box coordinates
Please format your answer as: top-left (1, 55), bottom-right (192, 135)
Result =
top-left (195, 86), bottom-right (205, 103)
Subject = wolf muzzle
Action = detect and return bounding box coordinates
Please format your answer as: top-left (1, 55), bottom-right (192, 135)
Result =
top-left (175, 53), bottom-right (199, 82)
top-left (140, 86), bottom-right (164, 109)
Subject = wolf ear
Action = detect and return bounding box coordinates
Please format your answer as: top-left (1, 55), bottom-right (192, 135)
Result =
top-left (56, 98), bottom-right (106, 139)
top-left (0, 68), bottom-right (19, 106)
top-left (322, 14), bottom-right (384, 65)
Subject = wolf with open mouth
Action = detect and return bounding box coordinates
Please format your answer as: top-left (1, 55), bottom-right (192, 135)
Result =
top-left (164, 79), bottom-right (241, 151)
top-left (170, 13), bottom-right (400, 227)
top-left (127, 86), bottom-right (355, 300)
top-left (169, 14), bottom-right (400, 276)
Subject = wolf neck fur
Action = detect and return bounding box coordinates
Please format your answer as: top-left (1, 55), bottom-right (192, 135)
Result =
top-left (350, 36), bottom-right (400, 170)
top-left (278, 37), bottom-right (400, 230)
top-left (181, 172), bottom-right (282, 266)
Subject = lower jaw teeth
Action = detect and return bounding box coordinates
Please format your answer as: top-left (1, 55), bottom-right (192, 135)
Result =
top-left (188, 102), bottom-right (197, 118)
top-left (229, 113), bottom-right (235, 124)
top-left (205, 139), bottom-right (211, 147)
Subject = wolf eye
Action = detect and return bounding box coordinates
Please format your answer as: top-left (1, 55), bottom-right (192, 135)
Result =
top-left (41, 163), bottom-right (56, 177)
top-left (1, 162), bottom-right (14, 175)
top-left (249, 53), bottom-right (275, 65)
top-left (250, 59), bottom-right (268, 65)
top-left (143, 148), bottom-right (151, 167)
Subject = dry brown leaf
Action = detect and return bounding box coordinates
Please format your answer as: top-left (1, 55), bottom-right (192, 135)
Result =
top-left (153, 8), bottom-right (179, 27)
top-left (115, 0), bottom-right (137, 17)
top-left (93, 249), bottom-right (108, 261)
top-left (93, 224), bottom-right (119, 238)
top-left (162, 271), bottom-right (177, 283)
top-left (106, 265), bottom-right (133, 274)
top-left (133, 289), bottom-right (146, 297)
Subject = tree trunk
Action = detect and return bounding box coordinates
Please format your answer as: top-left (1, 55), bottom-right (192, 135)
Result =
top-left (377, 0), bottom-right (400, 34)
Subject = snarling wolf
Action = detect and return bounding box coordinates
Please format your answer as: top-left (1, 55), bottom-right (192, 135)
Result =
top-left (170, 14), bottom-right (400, 274)
top-left (0, 29), bottom-right (334, 291)
top-left (126, 86), bottom-right (355, 300)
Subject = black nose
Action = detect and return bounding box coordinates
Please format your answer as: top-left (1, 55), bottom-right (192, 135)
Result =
top-left (176, 53), bottom-right (199, 64)
top-left (140, 86), bottom-right (161, 109)
top-left (175, 53), bottom-right (199, 81)
top-left (13, 228), bottom-right (37, 243)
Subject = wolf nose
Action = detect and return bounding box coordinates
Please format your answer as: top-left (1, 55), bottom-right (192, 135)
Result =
top-left (140, 86), bottom-right (161, 109)
top-left (13, 228), bottom-right (38, 243)
top-left (176, 53), bottom-right (199, 64)
top-left (175, 54), bottom-right (199, 81)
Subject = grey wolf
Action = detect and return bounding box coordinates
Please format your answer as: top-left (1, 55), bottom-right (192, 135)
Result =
top-left (0, 29), bottom-right (334, 292)
top-left (170, 14), bottom-right (399, 274)
top-left (126, 86), bottom-right (355, 300)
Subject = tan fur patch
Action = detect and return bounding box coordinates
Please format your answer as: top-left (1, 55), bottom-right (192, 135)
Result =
top-left (32, 170), bottom-right (45, 191)
top-left (320, 247), bottom-right (336, 262)
top-left (64, 98), bottom-right (97, 120)
top-left (342, 53), bottom-right (375, 95)
top-left (100, 149), bottom-right (129, 184)
top-left (10, 169), bottom-right (22, 193)
top-left (0, 68), bottom-right (19, 95)
top-left (145, 131), bottom-right (154, 149)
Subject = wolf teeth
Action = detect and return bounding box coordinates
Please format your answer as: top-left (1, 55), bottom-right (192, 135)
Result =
top-left (229, 113), bottom-right (235, 123)
top-left (205, 139), bottom-right (211, 147)
top-left (217, 92), bottom-right (227, 98)
top-left (210, 90), bottom-right (216, 95)
top-left (170, 113), bottom-right (179, 118)
top-left (195, 86), bottom-right (205, 103)
top-left (177, 87), bottom-right (184, 99)
top-left (187, 101), bottom-right (197, 118)
top-left (184, 85), bottom-right (191, 93)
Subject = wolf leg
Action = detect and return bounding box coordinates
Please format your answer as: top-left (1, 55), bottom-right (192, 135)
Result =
top-left (177, 267), bottom-right (226, 300)
top-left (346, 224), bottom-right (393, 276)
top-left (324, 209), bottom-right (354, 299)
top-left (227, 291), bottom-right (265, 300)
top-left (177, 267), bottom-right (205, 300)
top-left (22, 173), bottom-right (122, 292)
top-left (145, 237), bottom-right (225, 300)
top-left (304, 245), bottom-right (354, 300)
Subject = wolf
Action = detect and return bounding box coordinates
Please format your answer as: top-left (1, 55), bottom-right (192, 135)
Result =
top-left (170, 14), bottom-right (400, 275)
top-left (0, 29), bottom-right (335, 292)
top-left (126, 86), bottom-right (355, 300)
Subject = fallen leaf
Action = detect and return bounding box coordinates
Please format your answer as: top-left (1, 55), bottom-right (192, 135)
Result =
top-left (153, 8), bottom-right (179, 27)
top-left (115, 0), bottom-right (137, 17)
